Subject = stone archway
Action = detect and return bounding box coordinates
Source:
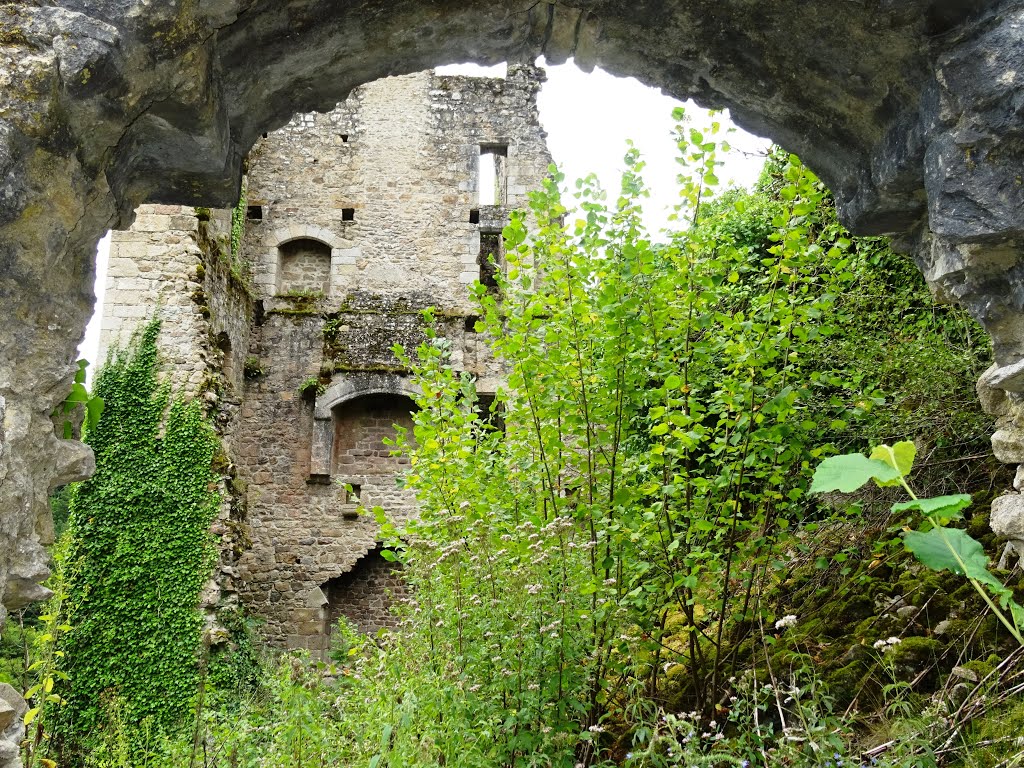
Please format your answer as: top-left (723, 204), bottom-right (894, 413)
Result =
top-left (3, 0), bottom-right (1024, 660)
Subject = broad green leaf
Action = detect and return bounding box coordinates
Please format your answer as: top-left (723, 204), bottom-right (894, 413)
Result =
top-left (904, 527), bottom-right (996, 587)
top-left (892, 495), bottom-right (972, 520)
top-left (809, 454), bottom-right (901, 493)
top-left (65, 382), bottom-right (89, 404)
top-left (869, 441), bottom-right (915, 486)
top-left (1011, 601), bottom-right (1024, 633)
top-left (86, 395), bottom-right (104, 429)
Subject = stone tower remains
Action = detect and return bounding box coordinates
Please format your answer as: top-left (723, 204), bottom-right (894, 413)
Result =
top-left (98, 64), bottom-right (553, 652)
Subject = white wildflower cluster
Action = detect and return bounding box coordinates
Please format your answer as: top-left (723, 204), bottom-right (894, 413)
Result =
top-left (872, 636), bottom-right (902, 652)
top-left (539, 619), bottom-right (561, 637)
top-left (435, 537), bottom-right (468, 563)
top-left (774, 614), bottom-right (798, 630)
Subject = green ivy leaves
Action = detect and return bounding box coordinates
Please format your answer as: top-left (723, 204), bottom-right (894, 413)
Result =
top-left (57, 359), bottom-right (104, 439)
top-left (58, 318), bottom-right (221, 744)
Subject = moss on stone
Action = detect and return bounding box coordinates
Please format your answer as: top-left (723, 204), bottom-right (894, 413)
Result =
top-left (0, 27), bottom-right (29, 47)
top-left (267, 307), bottom-right (321, 318)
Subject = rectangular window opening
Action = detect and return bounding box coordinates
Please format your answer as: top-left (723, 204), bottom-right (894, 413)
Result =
top-left (342, 208), bottom-right (355, 221)
top-left (479, 232), bottom-right (501, 290)
top-left (346, 483), bottom-right (361, 503)
top-left (478, 144), bottom-right (508, 206)
top-left (246, 205), bottom-right (263, 221)
top-left (476, 394), bottom-right (505, 432)
top-left (469, 209), bottom-right (480, 224)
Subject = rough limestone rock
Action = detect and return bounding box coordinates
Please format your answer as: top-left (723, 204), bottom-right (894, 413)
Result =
top-left (977, 363), bottom-right (1011, 417)
top-left (992, 494), bottom-right (1024, 540)
top-left (991, 493), bottom-right (1024, 568)
top-left (0, 683), bottom-right (25, 768)
top-left (991, 427), bottom-right (1024, 465)
top-left (4, 0), bottom-right (1024, 752)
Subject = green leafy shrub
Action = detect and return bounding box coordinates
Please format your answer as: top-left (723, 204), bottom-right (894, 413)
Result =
top-left (68, 118), bottom-right (1003, 767)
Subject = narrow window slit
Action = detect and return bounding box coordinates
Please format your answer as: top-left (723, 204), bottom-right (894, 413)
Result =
top-left (346, 483), bottom-right (361, 503)
top-left (479, 232), bottom-right (501, 290)
top-left (478, 144), bottom-right (508, 206)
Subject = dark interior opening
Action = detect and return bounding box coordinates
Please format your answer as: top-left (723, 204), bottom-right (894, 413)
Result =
top-left (479, 231), bottom-right (501, 290)
top-left (322, 546), bottom-right (404, 636)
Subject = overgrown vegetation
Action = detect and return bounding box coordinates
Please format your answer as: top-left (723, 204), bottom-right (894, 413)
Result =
top-left (20, 116), bottom-right (1019, 767)
top-left (37, 319), bottom-right (221, 764)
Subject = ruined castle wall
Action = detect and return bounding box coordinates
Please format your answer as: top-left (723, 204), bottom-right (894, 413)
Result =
top-left (229, 311), bottom-right (426, 649)
top-left (99, 205), bottom-right (211, 393)
top-left (229, 66), bottom-right (551, 651)
top-left (97, 67), bottom-right (552, 652)
top-left (99, 206), bottom-right (254, 400)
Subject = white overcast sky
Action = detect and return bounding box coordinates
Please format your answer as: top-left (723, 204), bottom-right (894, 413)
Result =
top-left (79, 59), bottom-right (770, 375)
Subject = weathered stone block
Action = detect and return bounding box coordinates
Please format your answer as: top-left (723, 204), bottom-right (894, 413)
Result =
top-left (977, 364), bottom-right (1011, 416)
top-left (992, 493), bottom-right (1024, 542)
top-left (991, 429), bottom-right (1024, 464)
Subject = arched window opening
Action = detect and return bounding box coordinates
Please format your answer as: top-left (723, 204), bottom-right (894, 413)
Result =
top-left (277, 237), bottom-right (331, 296)
top-left (331, 393), bottom-right (417, 476)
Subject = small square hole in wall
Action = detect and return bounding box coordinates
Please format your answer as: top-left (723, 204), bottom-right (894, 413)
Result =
top-left (342, 208), bottom-right (355, 221)
top-left (469, 209), bottom-right (480, 224)
top-left (346, 483), bottom-right (361, 503)
top-left (340, 133), bottom-right (350, 142)
top-left (246, 205), bottom-right (263, 221)
top-left (476, 394), bottom-right (505, 432)
top-left (464, 315), bottom-right (481, 333)
top-left (261, 132), bottom-right (268, 139)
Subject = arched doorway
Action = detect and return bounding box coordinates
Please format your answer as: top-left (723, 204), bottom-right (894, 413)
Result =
top-left (277, 238), bottom-right (332, 296)
top-left (321, 545), bottom-right (405, 637)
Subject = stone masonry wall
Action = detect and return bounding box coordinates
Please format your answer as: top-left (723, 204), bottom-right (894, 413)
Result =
top-left (99, 204), bottom-right (257, 631)
top-left (333, 395), bottom-right (415, 476)
top-left (99, 205), bottom-right (212, 394)
top-left (229, 65), bottom-right (551, 652)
